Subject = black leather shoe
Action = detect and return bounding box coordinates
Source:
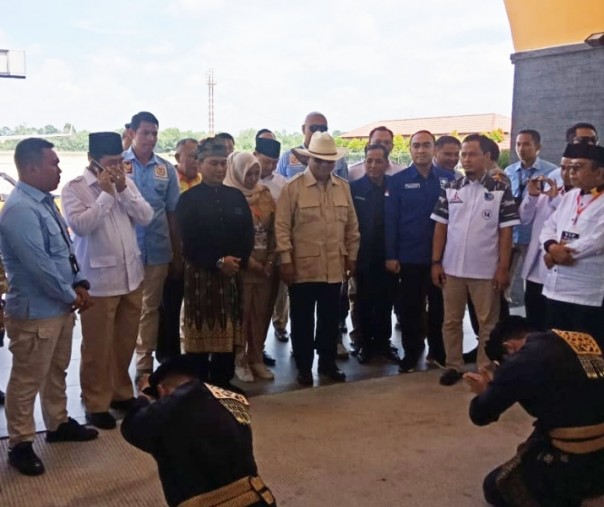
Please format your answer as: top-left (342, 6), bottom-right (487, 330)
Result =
top-left (275, 329), bottom-right (289, 343)
top-left (356, 347), bottom-right (372, 364)
top-left (46, 417), bottom-right (99, 443)
top-left (262, 351), bottom-right (277, 366)
top-left (297, 370), bottom-right (313, 386)
top-left (8, 442), bottom-right (45, 476)
top-left (318, 364), bottom-right (346, 382)
top-left (378, 344), bottom-right (401, 363)
top-left (440, 368), bottom-right (463, 386)
top-left (0, 388), bottom-right (5, 406)
top-left (398, 355), bottom-right (417, 373)
top-left (85, 411), bottom-right (116, 430)
top-left (110, 398), bottom-right (137, 412)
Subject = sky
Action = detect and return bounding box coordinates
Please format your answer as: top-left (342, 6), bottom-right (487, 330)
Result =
top-left (0, 0), bottom-right (515, 136)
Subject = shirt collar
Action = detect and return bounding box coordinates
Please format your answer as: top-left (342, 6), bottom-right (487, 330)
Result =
top-left (302, 167), bottom-right (341, 187)
top-left (123, 146), bottom-right (158, 166)
top-left (461, 171), bottom-right (489, 187)
top-left (408, 164), bottom-right (437, 180)
top-left (516, 158), bottom-right (540, 172)
top-left (83, 167), bottom-right (97, 186)
top-left (16, 181), bottom-right (51, 203)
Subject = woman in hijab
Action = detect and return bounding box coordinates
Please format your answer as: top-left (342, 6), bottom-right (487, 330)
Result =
top-left (224, 151), bottom-right (278, 382)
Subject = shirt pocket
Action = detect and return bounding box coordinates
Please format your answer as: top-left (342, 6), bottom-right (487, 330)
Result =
top-left (333, 196), bottom-right (349, 222)
top-left (44, 217), bottom-right (68, 257)
top-left (89, 255), bottom-right (117, 268)
top-left (297, 199), bottom-right (321, 224)
top-left (153, 177), bottom-right (169, 199)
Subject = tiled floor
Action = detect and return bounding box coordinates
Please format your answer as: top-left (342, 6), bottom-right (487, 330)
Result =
top-left (0, 307), bottom-right (524, 438)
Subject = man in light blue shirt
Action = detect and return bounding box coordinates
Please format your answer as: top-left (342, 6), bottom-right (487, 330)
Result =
top-left (124, 112), bottom-right (181, 379)
top-left (504, 129), bottom-right (557, 304)
top-left (276, 111), bottom-right (348, 179)
top-left (0, 138), bottom-right (98, 476)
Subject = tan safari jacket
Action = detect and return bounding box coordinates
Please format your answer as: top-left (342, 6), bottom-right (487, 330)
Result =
top-left (275, 168), bottom-right (360, 284)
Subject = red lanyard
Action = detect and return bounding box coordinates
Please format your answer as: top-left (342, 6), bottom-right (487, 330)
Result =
top-left (572, 190), bottom-right (603, 224)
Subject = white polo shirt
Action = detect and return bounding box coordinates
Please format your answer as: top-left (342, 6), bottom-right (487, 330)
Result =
top-left (431, 174), bottom-right (520, 279)
top-left (539, 188), bottom-right (604, 307)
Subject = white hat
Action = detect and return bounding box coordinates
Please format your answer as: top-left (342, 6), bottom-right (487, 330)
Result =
top-left (295, 131), bottom-right (348, 161)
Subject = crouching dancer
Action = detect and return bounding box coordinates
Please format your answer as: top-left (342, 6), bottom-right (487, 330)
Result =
top-left (464, 316), bottom-right (604, 506)
top-left (121, 355), bottom-right (276, 507)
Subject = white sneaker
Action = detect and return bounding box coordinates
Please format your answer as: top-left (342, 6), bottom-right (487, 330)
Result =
top-left (235, 365), bottom-right (254, 383)
top-left (250, 363), bottom-right (274, 380)
top-left (337, 342), bottom-right (350, 359)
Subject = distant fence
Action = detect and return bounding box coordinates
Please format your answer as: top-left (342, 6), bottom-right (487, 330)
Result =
top-left (346, 152), bottom-right (411, 166)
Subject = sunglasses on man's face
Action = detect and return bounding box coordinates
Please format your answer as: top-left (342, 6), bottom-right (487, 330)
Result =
top-left (309, 124), bottom-right (328, 133)
top-left (573, 136), bottom-right (598, 145)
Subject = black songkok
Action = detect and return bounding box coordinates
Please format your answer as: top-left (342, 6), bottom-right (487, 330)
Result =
top-left (563, 143), bottom-right (604, 166)
top-left (143, 355), bottom-right (200, 398)
top-left (255, 138), bottom-right (281, 159)
top-left (89, 132), bottom-right (123, 156)
top-left (197, 137), bottom-right (229, 160)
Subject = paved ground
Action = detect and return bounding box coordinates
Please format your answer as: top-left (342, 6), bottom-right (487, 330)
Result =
top-left (0, 307), bottom-right (525, 438)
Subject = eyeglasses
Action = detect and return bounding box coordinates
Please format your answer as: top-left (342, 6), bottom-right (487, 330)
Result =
top-left (308, 124), bottom-right (328, 133)
top-left (560, 164), bottom-right (572, 172)
top-left (568, 162), bottom-right (592, 172)
top-left (573, 136), bottom-right (598, 145)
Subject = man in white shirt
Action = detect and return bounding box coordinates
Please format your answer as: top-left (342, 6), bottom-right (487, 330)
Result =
top-left (431, 134), bottom-right (520, 386)
top-left (540, 143), bottom-right (604, 347)
top-left (347, 126), bottom-right (405, 181)
top-left (518, 157), bottom-right (572, 330)
top-left (61, 132), bottom-right (153, 429)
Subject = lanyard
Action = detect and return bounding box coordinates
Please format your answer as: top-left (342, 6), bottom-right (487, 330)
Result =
top-left (44, 198), bottom-right (80, 275)
top-left (572, 190), bottom-right (604, 225)
top-left (516, 167), bottom-right (534, 199)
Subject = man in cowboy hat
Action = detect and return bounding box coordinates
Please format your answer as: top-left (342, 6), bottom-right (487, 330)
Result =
top-left (121, 355), bottom-right (276, 507)
top-left (275, 131), bottom-right (360, 386)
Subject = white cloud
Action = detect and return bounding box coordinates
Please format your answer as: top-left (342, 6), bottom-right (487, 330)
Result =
top-left (0, 0), bottom-right (516, 136)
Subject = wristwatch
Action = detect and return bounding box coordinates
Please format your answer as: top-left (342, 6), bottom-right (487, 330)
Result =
top-left (431, 259), bottom-right (442, 265)
top-left (216, 257), bottom-right (225, 269)
top-left (73, 279), bottom-right (91, 291)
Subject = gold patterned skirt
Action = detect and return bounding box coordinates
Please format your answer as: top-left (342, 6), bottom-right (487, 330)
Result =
top-left (183, 263), bottom-right (244, 353)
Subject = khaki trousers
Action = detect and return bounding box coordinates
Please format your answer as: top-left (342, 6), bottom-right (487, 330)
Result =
top-left (442, 275), bottom-right (500, 371)
top-left (271, 281), bottom-right (289, 331)
top-left (136, 264), bottom-right (169, 372)
top-left (80, 286), bottom-right (143, 413)
top-left (242, 277), bottom-right (279, 365)
top-left (5, 313), bottom-right (75, 447)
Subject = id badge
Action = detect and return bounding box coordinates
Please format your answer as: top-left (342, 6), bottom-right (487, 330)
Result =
top-left (560, 230), bottom-right (580, 245)
top-left (69, 253), bottom-right (81, 274)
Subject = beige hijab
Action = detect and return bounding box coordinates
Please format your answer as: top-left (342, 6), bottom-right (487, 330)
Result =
top-left (224, 151), bottom-right (265, 203)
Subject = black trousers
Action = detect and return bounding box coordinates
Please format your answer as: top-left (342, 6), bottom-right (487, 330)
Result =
top-left (186, 352), bottom-right (235, 386)
top-left (289, 282), bottom-right (341, 372)
top-left (156, 274), bottom-right (184, 363)
top-left (546, 297), bottom-right (604, 348)
top-left (524, 280), bottom-right (547, 331)
top-left (398, 264), bottom-right (445, 363)
top-left (355, 267), bottom-right (396, 351)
